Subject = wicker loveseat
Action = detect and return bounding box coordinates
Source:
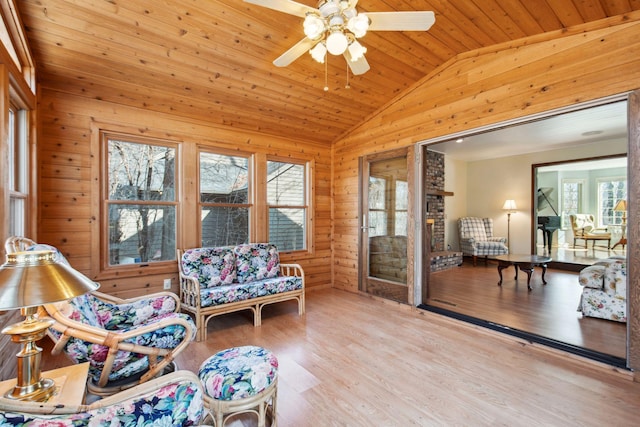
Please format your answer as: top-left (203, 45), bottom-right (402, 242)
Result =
top-left (177, 243), bottom-right (305, 341)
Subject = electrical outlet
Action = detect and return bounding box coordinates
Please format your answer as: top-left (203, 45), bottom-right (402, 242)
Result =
top-left (163, 278), bottom-right (172, 290)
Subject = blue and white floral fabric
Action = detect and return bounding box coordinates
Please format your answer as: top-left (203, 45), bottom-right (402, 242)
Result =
top-left (199, 345), bottom-right (278, 401)
top-left (180, 243), bottom-right (302, 308)
top-left (0, 372), bottom-right (204, 426)
top-left (49, 292), bottom-right (196, 384)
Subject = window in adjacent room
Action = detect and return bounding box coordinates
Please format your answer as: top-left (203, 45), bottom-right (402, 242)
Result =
top-left (8, 102), bottom-right (29, 237)
top-left (561, 179), bottom-right (583, 229)
top-left (598, 177), bottom-right (627, 227)
top-left (104, 135), bottom-right (178, 266)
top-left (267, 159), bottom-right (308, 251)
top-left (199, 151), bottom-right (251, 247)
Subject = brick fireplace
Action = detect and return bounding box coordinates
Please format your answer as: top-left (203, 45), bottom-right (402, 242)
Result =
top-left (426, 150), bottom-right (462, 272)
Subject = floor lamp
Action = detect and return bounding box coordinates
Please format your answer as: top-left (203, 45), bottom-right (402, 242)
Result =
top-left (612, 199), bottom-right (627, 250)
top-left (502, 199), bottom-right (517, 252)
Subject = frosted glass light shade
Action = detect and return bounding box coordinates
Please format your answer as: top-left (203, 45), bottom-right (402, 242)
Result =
top-left (310, 42), bottom-right (327, 63)
top-left (326, 31), bottom-right (348, 55)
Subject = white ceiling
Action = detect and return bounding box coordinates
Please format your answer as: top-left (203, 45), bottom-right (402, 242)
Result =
top-left (426, 100), bottom-right (628, 162)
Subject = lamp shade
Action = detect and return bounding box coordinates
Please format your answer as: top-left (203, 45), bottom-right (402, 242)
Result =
top-left (502, 199), bottom-right (517, 212)
top-left (0, 250), bottom-right (99, 310)
top-left (614, 200), bottom-right (627, 212)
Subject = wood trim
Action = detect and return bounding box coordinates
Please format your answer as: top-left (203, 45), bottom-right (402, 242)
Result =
top-left (628, 90), bottom-right (640, 370)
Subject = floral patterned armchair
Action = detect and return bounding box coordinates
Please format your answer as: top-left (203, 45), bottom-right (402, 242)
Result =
top-left (578, 256), bottom-right (627, 322)
top-left (43, 291), bottom-right (196, 396)
top-left (0, 370), bottom-right (205, 426)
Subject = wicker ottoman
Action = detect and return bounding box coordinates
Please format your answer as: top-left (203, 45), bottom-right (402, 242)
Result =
top-left (198, 345), bottom-right (278, 427)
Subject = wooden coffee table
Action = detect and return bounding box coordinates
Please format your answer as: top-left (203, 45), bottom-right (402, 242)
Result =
top-left (495, 254), bottom-right (552, 291)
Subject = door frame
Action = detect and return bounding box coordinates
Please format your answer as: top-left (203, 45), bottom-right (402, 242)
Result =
top-left (358, 147), bottom-right (416, 305)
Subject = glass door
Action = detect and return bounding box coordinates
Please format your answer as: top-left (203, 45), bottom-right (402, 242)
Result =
top-left (359, 149), bottom-right (409, 303)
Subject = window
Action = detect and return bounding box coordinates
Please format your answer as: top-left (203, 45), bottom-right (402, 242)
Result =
top-left (8, 103), bottom-right (28, 237)
top-left (561, 180), bottom-right (583, 229)
top-left (267, 160), bottom-right (308, 251)
top-left (598, 177), bottom-right (627, 227)
top-left (104, 135), bottom-right (177, 266)
top-left (199, 151), bottom-right (251, 246)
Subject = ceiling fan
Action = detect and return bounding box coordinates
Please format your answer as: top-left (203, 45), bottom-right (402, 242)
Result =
top-left (244, 0), bottom-right (435, 76)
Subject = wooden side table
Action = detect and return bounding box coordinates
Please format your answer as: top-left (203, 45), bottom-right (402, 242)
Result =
top-left (0, 363), bottom-right (89, 406)
top-left (496, 254), bottom-right (552, 291)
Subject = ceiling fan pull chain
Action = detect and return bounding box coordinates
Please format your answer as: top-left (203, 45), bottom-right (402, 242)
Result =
top-left (324, 55), bottom-right (329, 91)
top-left (345, 60), bottom-right (351, 89)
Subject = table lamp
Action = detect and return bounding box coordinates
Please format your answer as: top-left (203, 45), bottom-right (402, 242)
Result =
top-left (0, 250), bottom-right (99, 401)
top-left (502, 199), bottom-right (517, 252)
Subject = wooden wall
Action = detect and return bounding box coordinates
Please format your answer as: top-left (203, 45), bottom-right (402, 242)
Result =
top-left (331, 15), bottom-right (640, 370)
top-left (36, 90), bottom-right (333, 298)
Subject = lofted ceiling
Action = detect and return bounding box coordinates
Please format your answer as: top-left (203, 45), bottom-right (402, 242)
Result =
top-left (16, 0), bottom-right (640, 145)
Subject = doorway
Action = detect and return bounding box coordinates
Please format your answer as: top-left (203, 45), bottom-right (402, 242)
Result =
top-left (358, 148), bottom-right (410, 304)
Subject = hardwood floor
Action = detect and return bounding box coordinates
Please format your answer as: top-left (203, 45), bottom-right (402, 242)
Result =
top-left (427, 258), bottom-right (626, 360)
top-left (41, 288), bottom-right (640, 426)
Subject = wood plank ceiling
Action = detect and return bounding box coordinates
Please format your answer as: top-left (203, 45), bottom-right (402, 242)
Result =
top-left (16, 0), bottom-right (640, 145)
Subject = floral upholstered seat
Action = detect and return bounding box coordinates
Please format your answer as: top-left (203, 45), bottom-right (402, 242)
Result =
top-left (199, 345), bottom-right (278, 426)
top-left (578, 256), bottom-right (627, 322)
top-left (0, 371), bottom-right (205, 426)
top-left (44, 291), bottom-right (196, 396)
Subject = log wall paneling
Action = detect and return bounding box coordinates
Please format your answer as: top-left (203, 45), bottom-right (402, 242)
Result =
top-left (36, 90), bottom-right (333, 298)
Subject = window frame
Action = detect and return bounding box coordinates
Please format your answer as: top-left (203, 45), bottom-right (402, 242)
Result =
top-left (597, 176), bottom-right (627, 228)
top-left (7, 100), bottom-right (29, 237)
top-left (197, 147), bottom-right (254, 247)
top-left (265, 155), bottom-right (313, 254)
top-left (100, 131), bottom-right (180, 271)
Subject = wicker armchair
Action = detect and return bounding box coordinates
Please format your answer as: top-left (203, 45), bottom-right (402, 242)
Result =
top-left (43, 291), bottom-right (196, 396)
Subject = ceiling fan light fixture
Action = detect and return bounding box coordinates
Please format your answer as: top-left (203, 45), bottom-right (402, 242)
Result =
top-left (347, 13), bottom-right (369, 38)
top-left (348, 40), bottom-right (366, 61)
top-left (303, 14), bottom-right (325, 39)
top-left (326, 30), bottom-right (348, 55)
top-left (310, 42), bottom-right (327, 63)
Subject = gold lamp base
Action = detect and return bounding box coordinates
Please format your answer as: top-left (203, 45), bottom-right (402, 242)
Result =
top-left (2, 307), bottom-right (57, 402)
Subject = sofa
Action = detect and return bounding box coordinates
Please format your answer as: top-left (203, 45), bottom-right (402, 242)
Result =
top-left (578, 256), bottom-right (627, 322)
top-left (178, 243), bottom-right (305, 341)
top-left (0, 371), bottom-right (205, 426)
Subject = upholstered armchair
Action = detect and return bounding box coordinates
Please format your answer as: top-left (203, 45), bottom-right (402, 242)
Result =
top-left (43, 291), bottom-right (196, 396)
top-left (569, 214), bottom-right (611, 249)
top-left (0, 370), bottom-right (205, 426)
top-left (578, 256), bottom-right (627, 322)
top-left (458, 217), bottom-right (508, 266)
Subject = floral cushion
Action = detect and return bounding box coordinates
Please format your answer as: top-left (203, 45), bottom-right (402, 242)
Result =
top-left (182, 246), bottom-right (237, 288)
top-left (50, 294), bottom-right (196, 384)
top-left (0, 374), bottom-right (204, 426)
top-left (578, 265), bottom-right (605, 289)
top-left (234, 243), bottom-right (281, 284)
top-left (200, 276), bottom-right (302, 307)
top-left (199, 346), bottom-right (278, 401)
top-left (580, 288), bottom-right (627, 322)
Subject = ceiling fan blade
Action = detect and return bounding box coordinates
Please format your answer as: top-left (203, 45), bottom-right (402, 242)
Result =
top-left (243, 0), bottom-right (317, 18)
top-left (367, 11), bottom-right (436, 31)
top-left (343, 51), bottom-right (370, 75)
top-left (273, 38), bottom-right (319, 67)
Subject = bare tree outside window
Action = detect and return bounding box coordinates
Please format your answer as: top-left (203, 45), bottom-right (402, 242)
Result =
top-left (200, 152), bottom-right (250, 246)
top-left (106, 138), bottom-right (177, 265)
